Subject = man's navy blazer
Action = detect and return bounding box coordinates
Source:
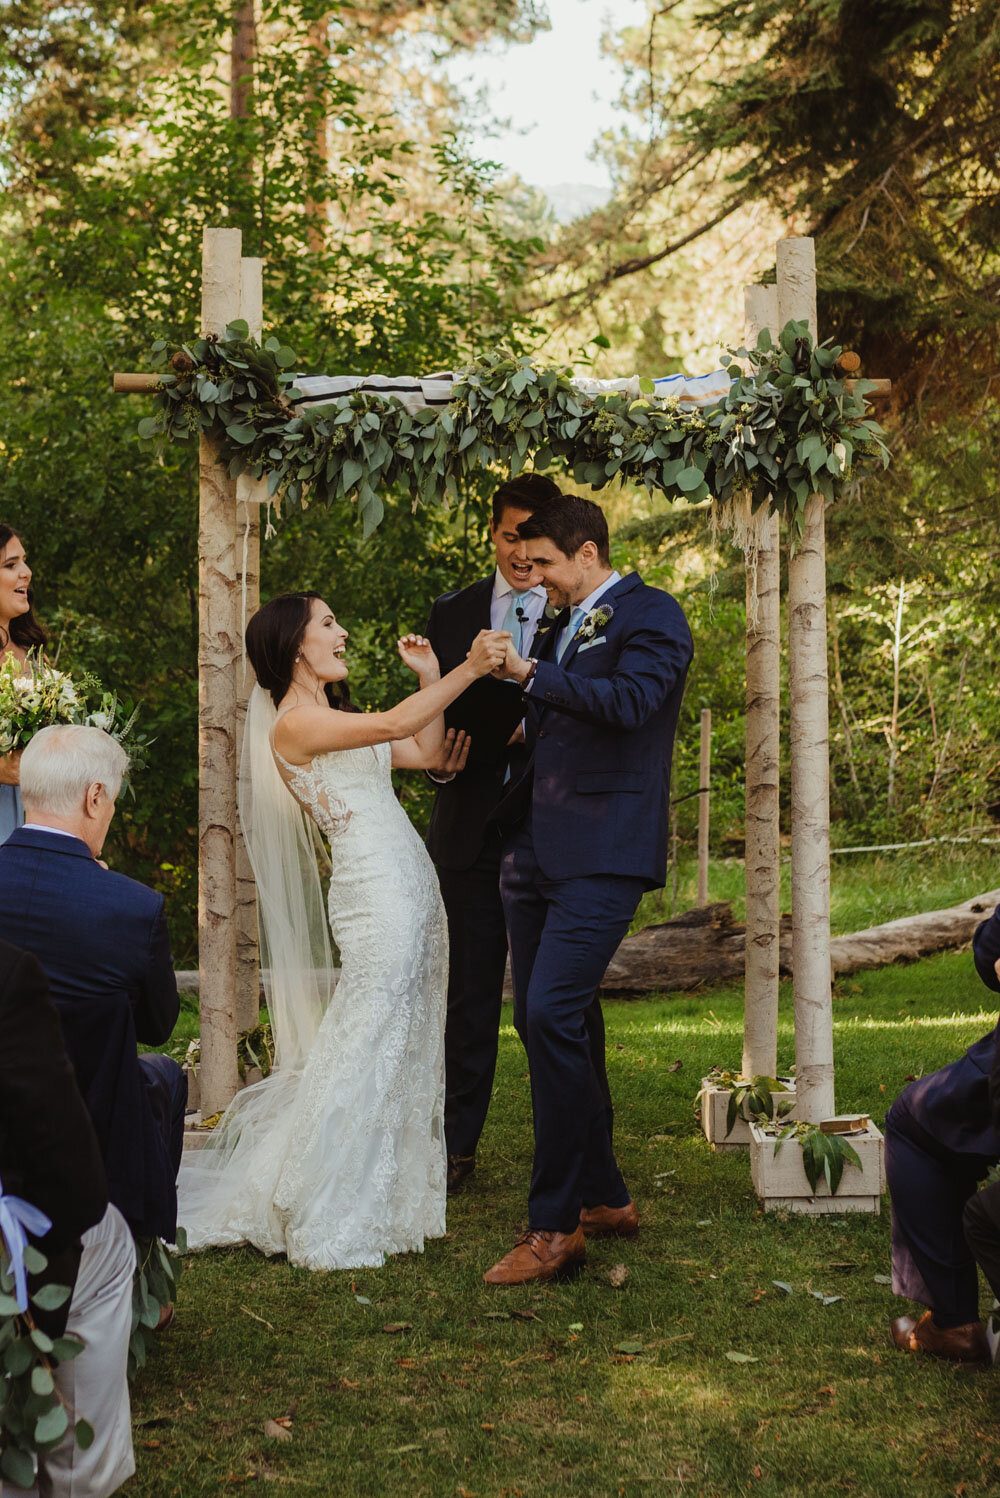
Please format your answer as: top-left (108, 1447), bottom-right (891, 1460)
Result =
top-left (0, 826), bottom-right (180, 1239)
top-left (499, 570), bottom-right (693, 889)
top-left (891, 901), bottom-right (1000, 1157)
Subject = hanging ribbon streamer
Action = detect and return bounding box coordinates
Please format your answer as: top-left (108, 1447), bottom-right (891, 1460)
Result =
top-left (0, 1175), bottom-right (52, 1312)
top-left (241, 507), bottom-right (251, 687)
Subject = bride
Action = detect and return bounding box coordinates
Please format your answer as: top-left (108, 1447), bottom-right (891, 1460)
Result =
top-left (178, 592), bottom-right (509, 1270)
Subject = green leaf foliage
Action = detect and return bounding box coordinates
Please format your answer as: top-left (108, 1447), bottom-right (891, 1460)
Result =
top-left (772, 1122), bottom-right (863, 1196)
top-left (139, 323), bottom-right (888, 536)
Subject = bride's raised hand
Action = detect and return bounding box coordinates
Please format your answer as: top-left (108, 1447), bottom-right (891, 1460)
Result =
top-left (466, 629), bottom-right (511, 678)
top-left (397, 633), bottom-right (441, 682)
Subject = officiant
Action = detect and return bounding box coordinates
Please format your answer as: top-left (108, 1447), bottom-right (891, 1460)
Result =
top-left (425, 474), bottom-right (561, 1193)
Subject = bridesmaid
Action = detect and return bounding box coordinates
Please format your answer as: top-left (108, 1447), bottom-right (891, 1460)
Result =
top-left (0, 525), bottom-right (47, 842)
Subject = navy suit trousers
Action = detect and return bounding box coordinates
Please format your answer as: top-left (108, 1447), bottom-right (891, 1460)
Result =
top-left (500, 820), bottom-right (644, 1232)
top-left (139, 1053), bottom-right (187, 1185)
top-left (436, 832), bottom-right (510, 1160)
top-left (886, 1091), bottom-right (994, 1325)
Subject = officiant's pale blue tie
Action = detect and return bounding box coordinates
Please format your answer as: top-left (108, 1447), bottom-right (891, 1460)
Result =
top-left (502, 590), bottom-right (531, 653)
top-left (557, 606), bottom-right (586, 662)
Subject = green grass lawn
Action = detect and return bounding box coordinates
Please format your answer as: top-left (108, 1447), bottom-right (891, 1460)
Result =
top-left (632, 841), bottom-right (1000, 936)
top-left (131, 946), bottom-right (1000, 1498)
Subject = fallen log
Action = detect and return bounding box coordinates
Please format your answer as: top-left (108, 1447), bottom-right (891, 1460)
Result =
top-left (827, 888), bottom-right (1000, 975)
top-left (175, 889), bottom-right (1000, 1001)
top-left (596, 888), bottom-right (1000, 996)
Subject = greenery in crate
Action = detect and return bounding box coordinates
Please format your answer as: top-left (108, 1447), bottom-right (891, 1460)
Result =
top-left (0, 1241), bottom-right (92, 1490)
top-left (761, 1119), bottom-right (864, 1196)
top-left (173, 1021), bottom-right (275, 1084)
top-left (700, 1067), bottom-right (795, 1138)
top-left (137, 322), bottom-right (889, 538)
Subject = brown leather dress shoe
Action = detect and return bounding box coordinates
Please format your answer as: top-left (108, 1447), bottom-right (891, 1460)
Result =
top-left (890, 1310), bottom-right (990, 1365)
top-left (580, 1201), bottom-right (639, 1239)
top-left (483, 1227), bottom-right (586, 1286)
top-left (446, 1154), bottom-right (476, 1195)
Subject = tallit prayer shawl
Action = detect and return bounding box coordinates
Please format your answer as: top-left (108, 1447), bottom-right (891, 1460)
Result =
top-left (292, 367), bottom-right (731, 416)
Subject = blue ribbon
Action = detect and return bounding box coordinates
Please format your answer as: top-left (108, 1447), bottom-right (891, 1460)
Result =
top-left (0, 1175), bottom-right (52, 1313)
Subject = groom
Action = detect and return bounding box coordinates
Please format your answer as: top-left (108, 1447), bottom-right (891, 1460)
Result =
top-left (484, 494), bottom-right (692, 1285)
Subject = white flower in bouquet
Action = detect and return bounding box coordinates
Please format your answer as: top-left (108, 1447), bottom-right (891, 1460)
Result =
top-left (0, 653), bottom-right (150, 777)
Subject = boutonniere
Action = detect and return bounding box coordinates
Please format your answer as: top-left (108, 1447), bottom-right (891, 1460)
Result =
top-left (534, 602), bottom-right (563, 637)
top-left (574, 603), bottom-right (614, 642)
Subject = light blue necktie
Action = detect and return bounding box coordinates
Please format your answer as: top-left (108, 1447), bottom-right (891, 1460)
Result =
top-left (557, 605), bottom-right (587, 663)
top-left (501, 590), bottom-right (531, 654)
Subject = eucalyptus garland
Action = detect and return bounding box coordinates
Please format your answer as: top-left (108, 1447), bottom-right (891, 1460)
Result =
top-left (139, 321), bottom-right (889, 536)
top-left (1, 1243), bottom-right (91, 1490)
top-left (1, 1230), bottom-right (181, 1487)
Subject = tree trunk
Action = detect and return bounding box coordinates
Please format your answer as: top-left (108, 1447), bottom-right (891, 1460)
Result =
top-left (886, 578), bottom-right (905, 812)
top-left (697, 707), bottom-right (712, 906)
top-left (198, 226), bottom-right (243, 1116)
top-left (779, 236), bottom-right (835, 1124)
top-left (230, 0), bottom-right (256, 120)
top-left (235, 255), bottom-right (264, 1034)
top-left (306, 18), bottom-right (330, 252)
top-left (742, 283), bottom-right (781, 1079)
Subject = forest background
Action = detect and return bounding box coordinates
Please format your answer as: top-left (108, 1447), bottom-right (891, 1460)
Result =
top-left (1, 0), bottom-right (998, 962)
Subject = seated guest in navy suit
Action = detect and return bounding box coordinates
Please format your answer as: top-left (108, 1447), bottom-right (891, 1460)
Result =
top-left (0, 723), bottom-right (186, 1246)
top-left (886, 899), bottom-right (1000, 1365)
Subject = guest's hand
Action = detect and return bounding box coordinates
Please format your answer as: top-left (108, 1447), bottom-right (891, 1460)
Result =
top-left (492, 641), bottom-right (531, 683)
top-left (429, 727), bottom-right (471, 777)
top-left (506, 724), bottom-right (525, 746)
top-left (995, 955), bottom-right (1000, 985)
top-left (0, 749), bottom-right (21, 787)
top-left (397, 633), bottom-right (441, 682)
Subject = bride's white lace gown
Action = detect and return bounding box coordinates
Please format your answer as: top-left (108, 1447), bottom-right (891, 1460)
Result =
top-left (177, 739), bottom-right (448, 1270)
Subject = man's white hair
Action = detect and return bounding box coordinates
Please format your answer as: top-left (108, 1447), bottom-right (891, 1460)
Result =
top-left (20, 724), bottom-right (129, 815)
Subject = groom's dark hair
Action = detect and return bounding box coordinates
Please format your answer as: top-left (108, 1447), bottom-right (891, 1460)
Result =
top-left (491, 472), bottom-right (562, 528)
top-left (517, 495), bottom-right (611, 565)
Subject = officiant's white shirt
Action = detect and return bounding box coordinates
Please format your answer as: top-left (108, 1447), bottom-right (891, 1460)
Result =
top-left (491, 569), bottom-right (547, 654)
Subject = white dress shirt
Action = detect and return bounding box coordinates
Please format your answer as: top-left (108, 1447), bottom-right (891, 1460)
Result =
top-left (553, 570), bottom-right (621, 661)
top-left (491, 569), bottom-right (548, 655)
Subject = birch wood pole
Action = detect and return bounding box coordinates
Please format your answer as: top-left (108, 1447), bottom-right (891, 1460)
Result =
top-left (777, 236), bottom-right (835, 1123)
top-left (697, 708), bottom-right (712, 906)
top-left (742, 283), bottom-right (782, 1080)
top-left (198, 225), bottom-right (243, 1115)
top-left (235, 255), bottom-right (264, 1034)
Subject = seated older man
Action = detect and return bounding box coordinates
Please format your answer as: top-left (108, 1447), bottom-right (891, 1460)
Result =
top-left (0, 724), bottom-right (186, 1246)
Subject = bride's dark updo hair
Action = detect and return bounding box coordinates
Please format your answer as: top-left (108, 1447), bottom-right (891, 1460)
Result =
top-left (0, 525), bottom-right (47, 653)
top-left (246, 592), bottom-right (357, 712)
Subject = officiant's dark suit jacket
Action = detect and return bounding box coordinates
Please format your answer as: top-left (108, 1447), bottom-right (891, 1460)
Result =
top-left (0, 939), bottom-right (108, 1336)
top-left (425, 576), bottom-right (556, 870)
top-left (424, 575), bottom-right (558, 1161)
top-left (499, 570), bottom-right (693, 888)
top-left (0, 827), bottom-right (183, 1241)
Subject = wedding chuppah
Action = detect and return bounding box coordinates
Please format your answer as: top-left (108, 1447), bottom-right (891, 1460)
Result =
top-left (109, 225), bottom-right (892, 1281)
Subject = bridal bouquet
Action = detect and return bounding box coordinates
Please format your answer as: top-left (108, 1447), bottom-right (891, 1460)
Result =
top-left (0, 652), bottom-right (149, 770)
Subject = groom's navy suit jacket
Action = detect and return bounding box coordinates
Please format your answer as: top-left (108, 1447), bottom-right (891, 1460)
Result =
top-left (0, 827), bottom-right (181, 1239)
top-left (888, 902), bottom-right (1000, 1156)
top-left (500, 570), bottom-right (693, 889)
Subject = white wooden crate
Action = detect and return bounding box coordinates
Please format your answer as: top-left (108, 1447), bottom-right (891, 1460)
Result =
top-left (749, 1119), bottom-right (885, 1214)
top-left (699, 1077), bottom-right (797, 1152)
